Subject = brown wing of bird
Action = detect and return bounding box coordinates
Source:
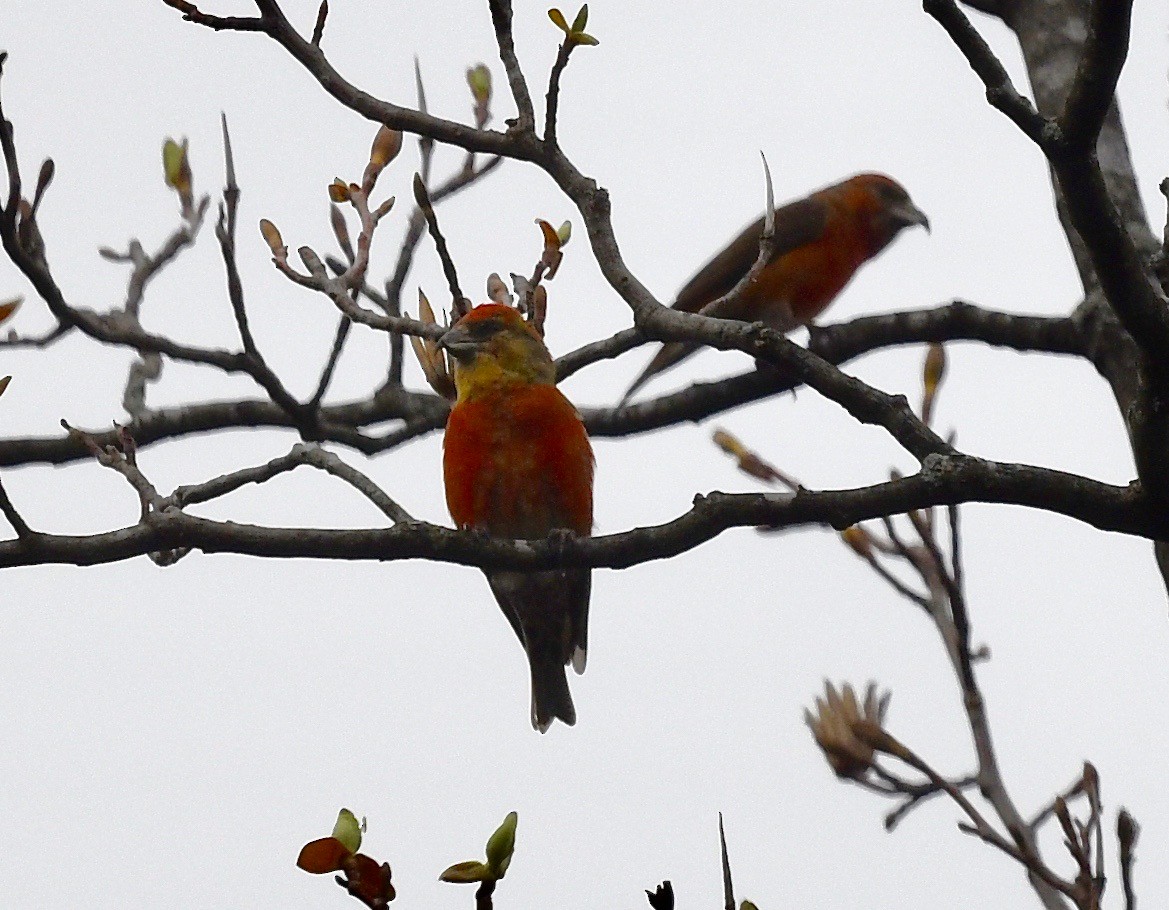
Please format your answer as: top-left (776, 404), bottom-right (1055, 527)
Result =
top-left (622, 196), bottom-right (829, 403)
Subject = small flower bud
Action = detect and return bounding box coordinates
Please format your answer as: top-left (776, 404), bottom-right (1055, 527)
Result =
top-left (298, 246), bottom-right (326, 277)
top-left (332, 808), bottom-right (363, 855)
top-left (0, 296), bottom-right (20, 326)
top-left (162, 137), bottom-right (192, 204)
top-left (484, 811), bottom-right (517, 879)
top-left (923, 343), bottom-right (946, 396)
top-left (841, 526), bottom-right (873, 559)
top-left (369, 125), bottom-right (403, 170)
top-left (486, 273), bottom-right (512, 306)
top-left (466, 64), bottom-right (492, 106)
top-left (258, 219), bottom-right (285, 256)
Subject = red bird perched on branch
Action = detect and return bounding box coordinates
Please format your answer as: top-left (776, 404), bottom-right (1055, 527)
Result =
top-left (440, 303), bottom-right (595, 732)
top-left (622, 172), bottom-right (929, 402)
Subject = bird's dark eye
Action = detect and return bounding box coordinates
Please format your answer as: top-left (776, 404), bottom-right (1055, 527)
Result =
top-left (464, 318), bottom-right (502, 338)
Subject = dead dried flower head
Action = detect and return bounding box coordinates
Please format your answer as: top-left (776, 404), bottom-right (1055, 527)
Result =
top-left (804, 681), bottom-right (891, 778)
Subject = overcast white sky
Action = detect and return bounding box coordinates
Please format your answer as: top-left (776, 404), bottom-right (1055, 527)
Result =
top-left (2, 1), bottom-right (1168, 908)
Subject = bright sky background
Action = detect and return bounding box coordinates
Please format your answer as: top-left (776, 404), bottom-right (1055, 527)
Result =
top-left (2, 1), bottom-right (1168, 908)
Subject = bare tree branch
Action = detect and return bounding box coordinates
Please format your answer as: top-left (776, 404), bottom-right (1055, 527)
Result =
top-left (0, 302), bottom-right (1083, 467)
top-left (412, 174), bottom-right (468, 315)
top-left (0, 454), bottom-right (1157, 571)
top-left (486, 0), bottom-right (536, 132)
top-left (924, 0), bottom-right (1048, 144)
top-left (543, 40), bottom-right (573, 145)
top-left (161, 0), bottom-right (265, 31)
top-left (171, 442), bottom-right (412, 523)
top-left (0, 474), bottom-right (33, 538)
top-left (929, 0), bottom-right (1169, 387)
top-left (1057, 0), bottom-right (1130, 151)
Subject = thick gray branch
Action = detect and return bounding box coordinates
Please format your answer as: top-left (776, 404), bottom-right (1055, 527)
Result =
top-left (0, 454), bottom-right (1155, 570)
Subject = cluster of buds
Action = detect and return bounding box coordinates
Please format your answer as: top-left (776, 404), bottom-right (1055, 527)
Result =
top-left (514, 218), bottom-right (571, 337)
top-left (297, 809), bottom-right (395, 909)
top-left (712, 428), bottom-right (800, 491)
top-left (297, 809), bottom-right (519, 907)
top-left (412, 214), bottom-right (570, 386)
top-left (259, 123), bottom-right (401, 295)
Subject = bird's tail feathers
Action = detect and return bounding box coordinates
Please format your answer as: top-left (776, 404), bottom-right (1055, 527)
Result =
top-left (529, 650), bottom-right (576, 732)
top-left (621, 340), bottom-right (696, 404)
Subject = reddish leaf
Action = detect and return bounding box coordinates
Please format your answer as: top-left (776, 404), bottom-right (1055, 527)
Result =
top-left (297, 836), bottom-right (350, 874)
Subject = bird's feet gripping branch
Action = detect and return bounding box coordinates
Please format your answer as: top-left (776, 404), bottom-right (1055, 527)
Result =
top-left (438, 302), bottom-right (595, 732)
top-left (622, 172), bottom-right (929, 402)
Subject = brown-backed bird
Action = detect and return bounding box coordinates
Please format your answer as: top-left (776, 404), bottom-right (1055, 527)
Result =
top-left (623, 173), bottom-right (928, 401)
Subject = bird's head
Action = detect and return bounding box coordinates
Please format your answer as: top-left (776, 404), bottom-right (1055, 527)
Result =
top-left (845, 173), bottom-right (930, 253)
top-left (438, 303), bottom-right (555, 400)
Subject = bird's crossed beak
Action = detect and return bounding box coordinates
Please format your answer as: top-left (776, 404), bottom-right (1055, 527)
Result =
top-left (893, 200), bottom-right (930, 234)
top-left (436, 324), bottom-right (481, 362)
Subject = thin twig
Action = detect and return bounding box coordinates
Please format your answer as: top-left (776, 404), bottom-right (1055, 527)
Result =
top-left (485, 0), bottom-right (535, 131)
top-left (382, 156), bottom-right (501, 382)
top-left (859, 549), bottom-right (933, 610)
top-left (299, 444), bottom-right (412, 523)
top-left (947, 503), bottom-right (964, 606)
top-left (475, 879), bottom-right (495, 910)
top-left (414, 56), bottom-right (434, 185)
top-left (309, 315), bottom-right (352, 410)
top-left (555, 326), bottom-right (644, 380)
top-left (1117, 808), bottom-right (1139, 910)
top-left (170, 442), bottom-right (411, 523)
top-left (1029, 770), bottom-right (1087, 831)
top-left (922, 0), bottom-right (1049, 146)
top-left (883, 774), bottom-right (979, 831)
top-left (161, 0), bottom-right (266, 31)
top-left (63, 421), bottom-right (165, 513)
top-left (0, 475), bottom-right (33, 538)
top-left (0, 52), bottom-right (21, 215)
top-left (866, 730), bottom-right (1077, 901)
top-left (687, 153), bottom-right (782, 333)
top-left (216, 113), bottom-right (258, 357)
top-left (0, 321), bottom-right (72, 349)
top-left (412, 174), bottom-right (467, 315)
top-left (310, 0), bottom-right (328, 47)
top-left (544, 40), bottom-right (573, 145)
top-left (718, 813), bottom-right (734, 910)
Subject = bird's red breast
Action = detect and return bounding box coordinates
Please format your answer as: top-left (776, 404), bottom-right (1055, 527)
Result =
top-left (444, 382), bottom-right (594, 539)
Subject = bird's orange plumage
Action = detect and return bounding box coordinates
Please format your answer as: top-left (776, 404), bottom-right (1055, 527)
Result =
top-left (445, 384), bottom-right (592, 538)
top-left (623, 173), bottom-right (929, 401)
top-left (441, 303), bottom-right (594, 731)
